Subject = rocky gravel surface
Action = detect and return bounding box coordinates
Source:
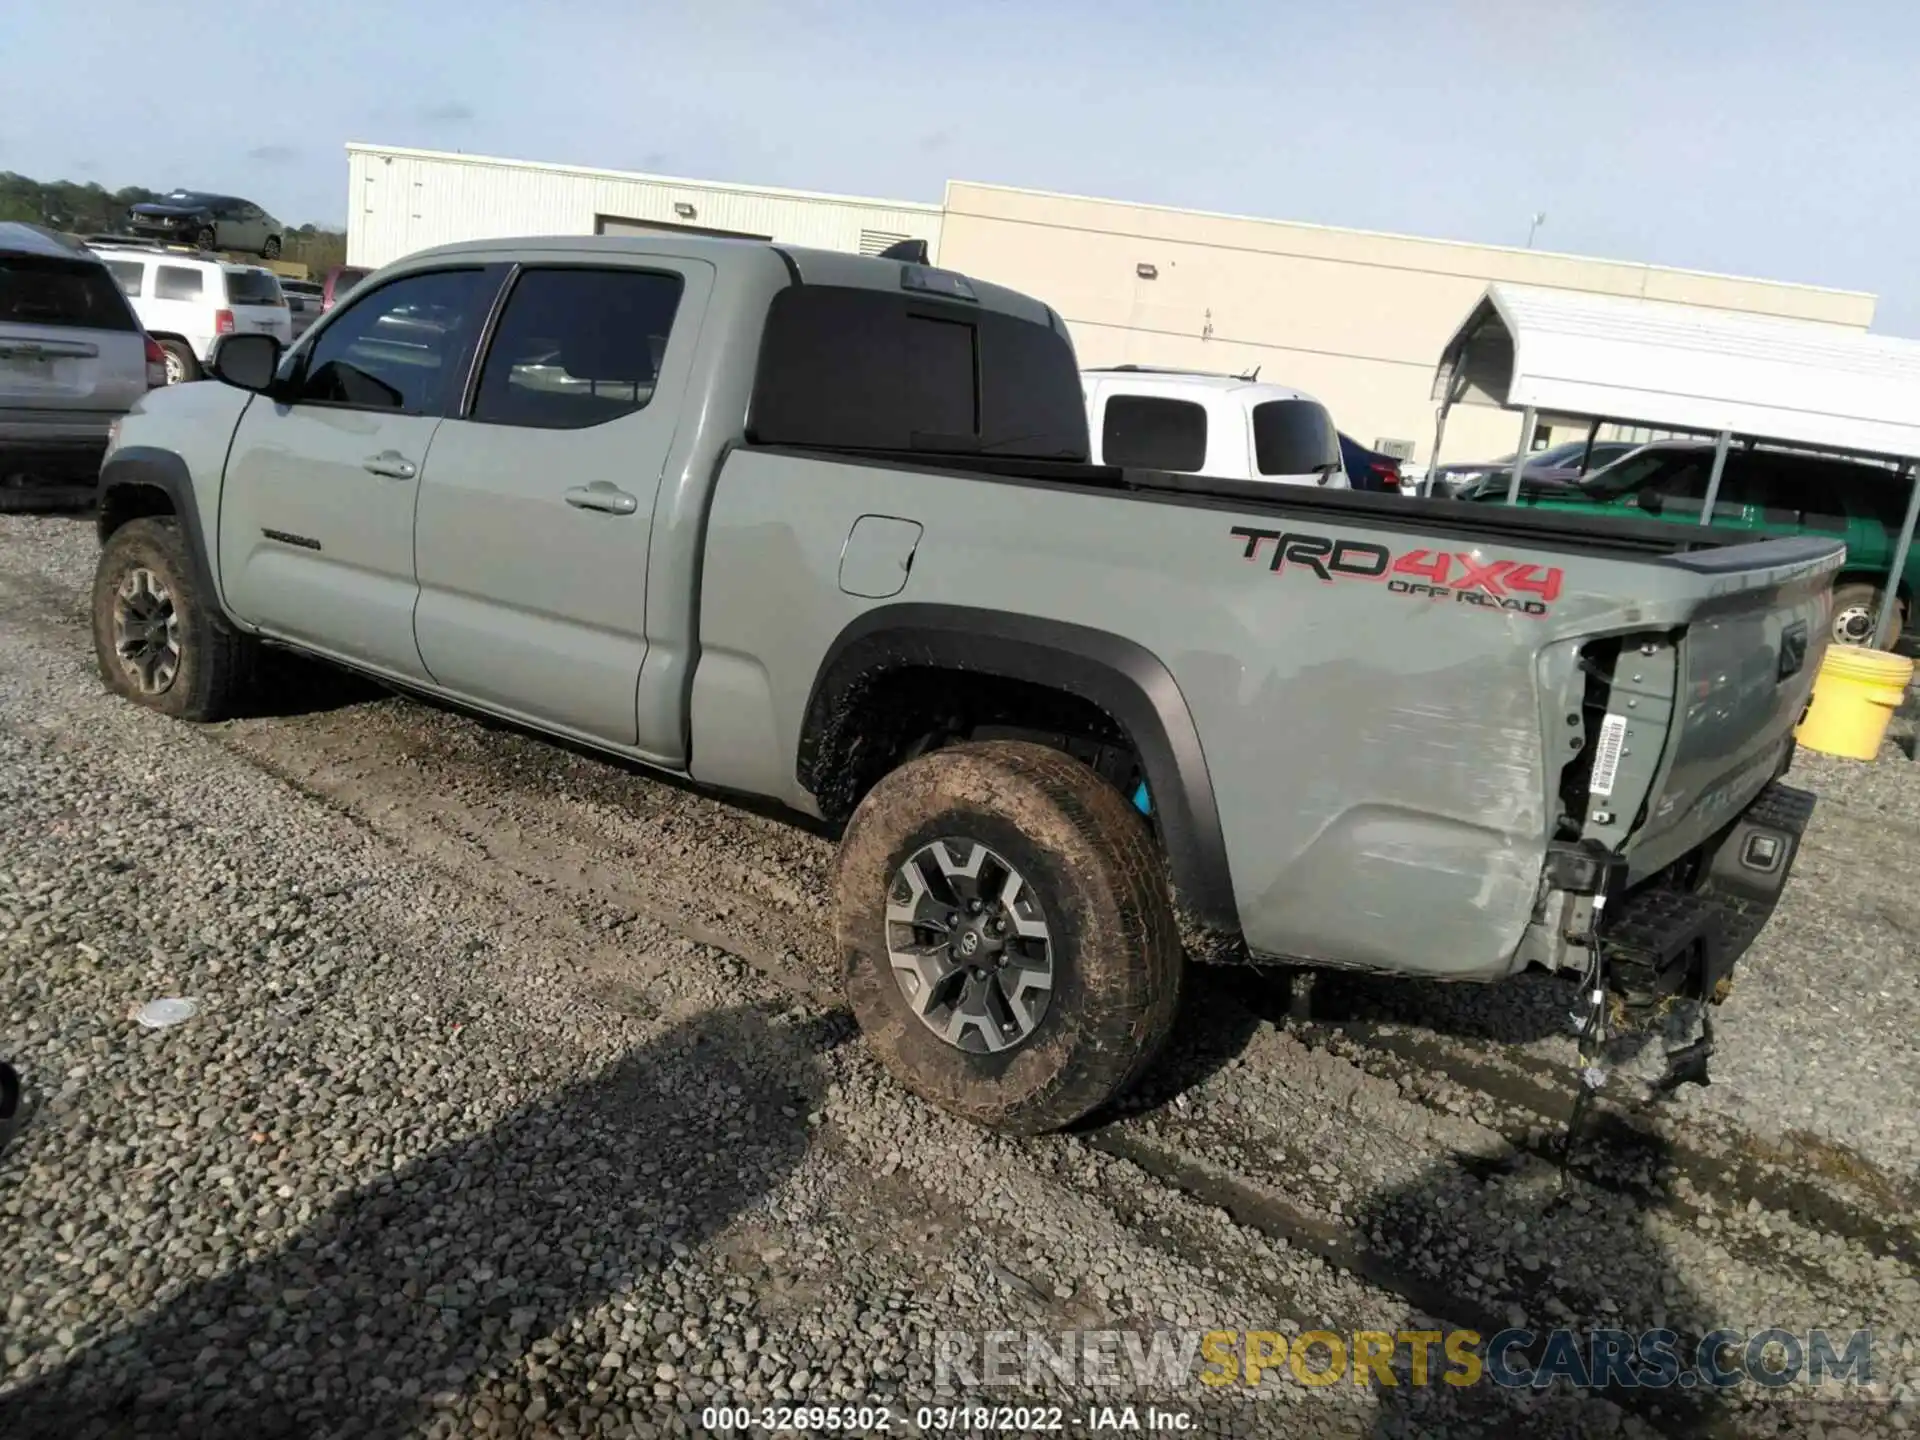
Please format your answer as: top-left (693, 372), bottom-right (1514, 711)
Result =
top-left (1, 513), bottom-right (1916, 1438)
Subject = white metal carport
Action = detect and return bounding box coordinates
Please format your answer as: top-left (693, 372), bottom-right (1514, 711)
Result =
top-left (1427, 283), bottom-right (1920, 649)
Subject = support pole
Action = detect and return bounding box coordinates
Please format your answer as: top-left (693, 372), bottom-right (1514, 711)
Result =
top-left (1698, 429), bottom-right (1733, 524)
top-left (1579, 416), bottom-right (1601, 474)
top-left (1872, 460), bottom-right (1919, 652)
top-left (1504, 407), bottom-right (1538, 505)
top-left (1424, 402), bottom-right (1453, 498)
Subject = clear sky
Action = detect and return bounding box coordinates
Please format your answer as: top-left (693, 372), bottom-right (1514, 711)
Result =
top-left (4, 0), bottom-right (1916, 332)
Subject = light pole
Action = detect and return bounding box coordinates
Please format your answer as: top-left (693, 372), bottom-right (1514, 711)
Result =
top-left (1526, 211), bottom-right (1546, 248)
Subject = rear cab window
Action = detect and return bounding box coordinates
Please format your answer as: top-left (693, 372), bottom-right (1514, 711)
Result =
top-left (1101, 395), bottom-right (1208, 471)
top-left (0, 254), bottom-right (138, 331)
top-left (1251, 398), bottom-right (1339, 477)
top-left (747, 283), bottom-right (1088, 461)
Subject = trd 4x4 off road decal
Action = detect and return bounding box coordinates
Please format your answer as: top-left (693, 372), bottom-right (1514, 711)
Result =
top-left (1230, 526), bottom-right (1564, 617)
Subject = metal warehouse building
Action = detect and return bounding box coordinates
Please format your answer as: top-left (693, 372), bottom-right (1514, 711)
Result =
top-left (345, 144), bottom-right (1877, 466)
top-left (345, 143), bottom-right (941, 272)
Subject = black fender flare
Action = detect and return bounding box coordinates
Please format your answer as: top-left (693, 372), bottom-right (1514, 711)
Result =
top-left (798, 604), bottom-right (1240, 939)
top-left (96, 446), bottom-right (222, 611)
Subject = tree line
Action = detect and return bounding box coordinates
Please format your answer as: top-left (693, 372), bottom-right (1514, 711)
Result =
top-left (0, 171), bottom-right (346, 274)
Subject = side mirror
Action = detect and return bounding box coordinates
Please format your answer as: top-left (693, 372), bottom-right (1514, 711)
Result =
top-left (208, 332), bottom-right (282, 394)
top-left (1636, 490), bottom-right (1663, 514)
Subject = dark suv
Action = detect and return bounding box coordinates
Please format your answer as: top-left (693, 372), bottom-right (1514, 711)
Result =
top-left (126, 192), bottom-right (284, 259)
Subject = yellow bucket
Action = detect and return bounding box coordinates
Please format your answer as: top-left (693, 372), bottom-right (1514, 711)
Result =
top-left (1795, 644), bottom-right (1915, 760)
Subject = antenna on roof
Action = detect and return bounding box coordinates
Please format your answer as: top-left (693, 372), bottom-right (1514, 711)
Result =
top-left (1239, 365), bottom-right (1260, 381)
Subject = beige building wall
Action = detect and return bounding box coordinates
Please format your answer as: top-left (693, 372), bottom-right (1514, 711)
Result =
top-left (936, 182), bottom-right (1877, 466)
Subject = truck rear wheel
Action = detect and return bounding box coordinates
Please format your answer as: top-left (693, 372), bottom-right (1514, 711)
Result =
top-left (157, 338), bottom-right (198, 385)
top-left (834, 740), bottom-right (1183, 1134)
top-left (92, 517), bottom-right (256, 722)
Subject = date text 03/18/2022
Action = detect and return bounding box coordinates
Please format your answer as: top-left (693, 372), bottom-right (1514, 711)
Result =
top-left (699, 1404), bottom-right (1194, 1431)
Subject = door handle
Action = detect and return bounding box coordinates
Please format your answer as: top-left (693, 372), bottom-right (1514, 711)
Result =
top-left (565, 482), bottom-right (639, 515)
top-left (362, 452), bottom-right (418, 480)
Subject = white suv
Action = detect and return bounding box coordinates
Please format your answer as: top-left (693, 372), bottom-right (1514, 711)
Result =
top-left (91, 244), bottom-right (292, 384)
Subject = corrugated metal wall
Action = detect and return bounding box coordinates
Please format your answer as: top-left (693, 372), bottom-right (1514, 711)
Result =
top-left (345, 146), bottom-right (941, 269)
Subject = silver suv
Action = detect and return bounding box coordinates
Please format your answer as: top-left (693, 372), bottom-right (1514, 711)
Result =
top-left (1, 223), bottom-right (160, 509)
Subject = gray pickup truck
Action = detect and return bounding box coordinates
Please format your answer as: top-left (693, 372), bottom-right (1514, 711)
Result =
top-left (89, 236), bottom-right (1837, 1132)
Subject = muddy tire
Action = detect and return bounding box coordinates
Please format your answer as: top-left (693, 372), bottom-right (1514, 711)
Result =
top-left (92, 517), bottom-right (256, 721)
top-left (1829, 581), bottom-right (1907, 648)
top-left (262, 234), bottom-right (282, 260)
top-left (835, 740), bottom-right (1184, 1134)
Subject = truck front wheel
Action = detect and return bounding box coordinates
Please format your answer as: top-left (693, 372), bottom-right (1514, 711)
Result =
top-left (834, 740), bottom-right (1183, 1134)
top-left (92, 517), bottom-right (255, 722)
top-left (1830, 581), bottom-right (1907, 648)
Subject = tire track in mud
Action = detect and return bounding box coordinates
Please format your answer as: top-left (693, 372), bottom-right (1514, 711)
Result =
top-left (200, 685), bottom-right (1917, 1339)
top-left (1291, 1016), bottom-right (1920, 1270)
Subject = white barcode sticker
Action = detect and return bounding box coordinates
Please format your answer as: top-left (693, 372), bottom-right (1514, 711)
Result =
top-left (1589, 713), bottom-right (1629, 798)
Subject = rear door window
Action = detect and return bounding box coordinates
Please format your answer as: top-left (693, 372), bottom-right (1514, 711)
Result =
top-left (1102, 395), bottom-right (1207, 471)
top-left (472, 267), bottom-right (685, 429)
top-left (154, 266), bottom-right (205, 302)
top-left (0, 254), bottom-right (138, 331)
top-left (103, 259), bottom-right (145, 298)
top-left (1251, 399), bottom-right (1340, 477)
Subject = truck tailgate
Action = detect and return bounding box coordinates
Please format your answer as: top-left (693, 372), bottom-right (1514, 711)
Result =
top-left (1610, 536), bottom-right (1842, 879)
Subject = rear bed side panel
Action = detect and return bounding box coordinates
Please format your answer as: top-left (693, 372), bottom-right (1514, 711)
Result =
top-left (693, 450), bottom-right (1766, 980)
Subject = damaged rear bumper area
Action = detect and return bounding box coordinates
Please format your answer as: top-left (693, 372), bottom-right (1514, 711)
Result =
top-left (1599, 781), bottom-right (1816, 1007)
top-left (1530, 778), bottom-right (1815, 1006)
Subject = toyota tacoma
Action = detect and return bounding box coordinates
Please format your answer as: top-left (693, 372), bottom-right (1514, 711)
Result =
top-left (88, 236), bottom-right (1835, 1131)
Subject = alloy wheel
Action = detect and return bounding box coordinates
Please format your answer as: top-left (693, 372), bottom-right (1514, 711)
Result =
top-left (886, 838), bottom-right (1055, 1054)
top-left (112, 567), bottom-right (182, 694)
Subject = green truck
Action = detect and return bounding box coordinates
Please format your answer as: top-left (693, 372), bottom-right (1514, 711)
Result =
top-left (1463, 440), bottom-right (1912, 647)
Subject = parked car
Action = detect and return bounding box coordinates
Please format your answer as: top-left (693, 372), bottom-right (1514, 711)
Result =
top-left (125, 192), bottom-right (284, 259)
top-left (1, 223), bottom-right (162, 509)
top-left (1339, 432), bottom-right (1403, 493)
top-left (91, 243), bottom-right (290, 384)
top-left (1428, 438), bottom-right (1640, 498)
top-left (279, 278), bottom-right (325, 338)
top-left (1082, 366), bottom-right (1346, 486)
top-left (322, 264), bottom-right (372, 312)
top-left (91, 235), bottom-right (1829, 1131)
top-left (1461, 439), bottom-right (1913, 645)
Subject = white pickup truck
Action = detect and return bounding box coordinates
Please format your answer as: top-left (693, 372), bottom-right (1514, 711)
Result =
top-left (1081, 366), bottom-right (1348, 487)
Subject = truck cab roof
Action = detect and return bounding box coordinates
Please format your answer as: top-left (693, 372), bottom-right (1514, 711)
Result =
top-left (389, 233), bottom-right (1067, 331)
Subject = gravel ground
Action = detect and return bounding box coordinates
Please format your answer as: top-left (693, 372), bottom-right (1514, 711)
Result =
top-left (1, 513), bottom-right (1916, 1438)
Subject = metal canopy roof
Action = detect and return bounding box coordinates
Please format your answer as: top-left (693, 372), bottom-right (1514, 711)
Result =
top-left (1433, 283), bottom-right (1920, 461)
